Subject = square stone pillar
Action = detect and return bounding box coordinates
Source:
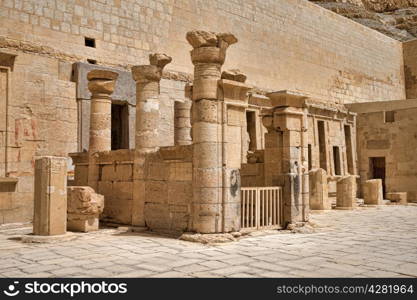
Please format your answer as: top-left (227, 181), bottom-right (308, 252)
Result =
top-left (363, 179), bottom-right (383, 205)
top-left (336, 175), bottom-right (357, 209)
top-left (33, 156), bottom-right (68, 236)
top-left (219, 72), bottom-right (252, 232)
top-left (263, 91), bottom-right (310, 226)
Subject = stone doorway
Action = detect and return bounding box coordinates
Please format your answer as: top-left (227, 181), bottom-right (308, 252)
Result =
top-left (369, 157), bottom-right (386, 196)
top-left (111, 102), bottom-right (129, 150)
top-left (246, 110), bottom-right (257, 151)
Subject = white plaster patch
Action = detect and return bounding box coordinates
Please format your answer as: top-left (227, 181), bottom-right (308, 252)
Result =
top-left (140, 100), bottom-right (159, 112)
top-left (47, 186), bottom-right (55, 194)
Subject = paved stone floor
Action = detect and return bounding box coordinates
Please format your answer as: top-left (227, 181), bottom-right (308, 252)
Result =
top-left (0, 205), bottom-right (416, 278)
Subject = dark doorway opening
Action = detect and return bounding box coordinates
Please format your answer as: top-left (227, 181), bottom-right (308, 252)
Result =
top-left (344, 125), bottom-right (354, 174)
top-left (111, 103), bottom-right (129, 150)
top-left (369, 157), bottom-right (386, 196)
top-left (333, 146), bottom-right (341, 175)
top-left (317, 120), bottom-right (327, 171)
top-left (246, 111), bottom-right (257, 151)
top-left (308, 144), bottom-right (312, 171)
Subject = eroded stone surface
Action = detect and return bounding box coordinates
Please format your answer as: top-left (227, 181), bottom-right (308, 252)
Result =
top-left (67, 186), bottom-right (104, 232)
top-left (221, 69), bottom-right (247, 83)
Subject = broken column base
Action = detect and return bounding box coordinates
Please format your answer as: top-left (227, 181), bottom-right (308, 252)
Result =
top-left (21, 232), bottom-right (76, 244)
top-left (67, 217), bottom-right (99, 232)
top-left (336, 175), bottom-right (357, 210)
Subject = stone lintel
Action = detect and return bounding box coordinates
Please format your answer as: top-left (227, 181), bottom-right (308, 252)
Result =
top-left (219, 79), bottom-right (252, 103)
top-left (248, 93), bottom-right (272, 107)
top-left (267, 90), bottom-right (308, 108)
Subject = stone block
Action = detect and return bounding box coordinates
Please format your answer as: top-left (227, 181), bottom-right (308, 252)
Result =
top-left (336, 175), bottom-right (357, 209)
top-left (33, 156), bottom-right (67, 236)
top-left (67, 186), bottom-right (104, 232)
top-left (386, 192), bottom-right (408, 205)
top-left (363, 179), bottom-right (383, 205)
top-left (309, 168), bottom-right (331, 210)
top-left (112, 181), bottom-right (133, 200)
top-left (168, 162), bottom-right (192, 181)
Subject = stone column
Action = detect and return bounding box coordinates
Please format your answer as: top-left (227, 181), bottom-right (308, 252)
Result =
top-left (363, 179), bottom-right (383, 205)
top-left (336, 175), bottom-right (357, 209)
top-left (309, 168), bottom-right (331, 210)
top-left (132, 53), bottom-right (172, 153)
top-left (174, 99), bottom-right (192, 145)
top-left (131, 53), bottom-right (172, 226)
top-left (33, 156), bottom-right (67, 236)
top-left (87, 70), bottom-right (118, 191)
top-left (186, 30), bottom-right (238, 233)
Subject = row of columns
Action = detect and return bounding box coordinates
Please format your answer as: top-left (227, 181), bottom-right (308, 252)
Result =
top-left (85, 55), bottom-right (192, 209)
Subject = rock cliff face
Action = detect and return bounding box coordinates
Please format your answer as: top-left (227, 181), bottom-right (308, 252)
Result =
top-left (311, 0), bottom-right (417, 41)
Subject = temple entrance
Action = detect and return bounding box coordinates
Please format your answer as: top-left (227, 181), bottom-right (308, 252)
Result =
top-left (369, 157), bottom-right (386, 196)
top-left (111, 102), bottom-right (129, 150)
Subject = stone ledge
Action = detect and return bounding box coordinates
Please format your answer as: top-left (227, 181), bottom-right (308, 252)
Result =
top-left (0, 177), bottom-right (18, 184)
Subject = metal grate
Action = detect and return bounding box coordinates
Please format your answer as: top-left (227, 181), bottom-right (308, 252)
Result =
top-left (241, 187), bottom-right (283, 230)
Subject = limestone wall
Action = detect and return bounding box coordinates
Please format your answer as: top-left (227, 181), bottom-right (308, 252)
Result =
top-left (0, 52), bottom-right (77, 224)
top-left (352, 102), bottom-right (417, 201)
top-left (0, 0), bottom-right (405, 103)
top-left (0, 0), bottom-right (409, 225)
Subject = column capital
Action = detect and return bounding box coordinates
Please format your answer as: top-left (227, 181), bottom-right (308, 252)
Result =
top-left (186, 31), bottom-right (237, 65)
top-left (132, 53), bottom-right (172, 83)
top-left (87, 69), bottom-right (118, 97)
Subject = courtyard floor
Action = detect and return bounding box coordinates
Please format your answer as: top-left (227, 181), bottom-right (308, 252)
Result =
top-left (0, 205), bottom-right (416, 278)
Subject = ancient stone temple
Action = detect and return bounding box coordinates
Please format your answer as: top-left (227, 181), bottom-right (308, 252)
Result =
top-left (0, 0), bottom-right (416, 233)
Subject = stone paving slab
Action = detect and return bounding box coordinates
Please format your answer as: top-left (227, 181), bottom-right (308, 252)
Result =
top-left (0, 206), bottom-right (416, 278)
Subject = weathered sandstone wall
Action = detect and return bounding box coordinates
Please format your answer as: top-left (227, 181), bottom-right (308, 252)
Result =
top-left (0, 0), bottom-right (407, 224)
top-left (0, 0), bottom-right (405, 103)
